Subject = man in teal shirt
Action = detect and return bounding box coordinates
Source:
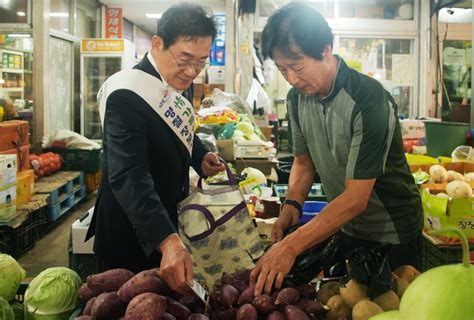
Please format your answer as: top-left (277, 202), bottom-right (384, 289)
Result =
top-left (250, 3), bottom-right (423, 295)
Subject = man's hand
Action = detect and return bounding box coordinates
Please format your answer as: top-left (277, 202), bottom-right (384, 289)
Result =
top-left (201, 152), bottom-right (225, 177)
top-left (158, 234), bottom-right (193, 295)
top-left (271, 205), bottom-right (300, 243)
top-left (249, 240), bottom-right (298, 295)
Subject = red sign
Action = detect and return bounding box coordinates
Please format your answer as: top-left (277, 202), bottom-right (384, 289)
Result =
top-left (105, 7), bottom-right (122, 39)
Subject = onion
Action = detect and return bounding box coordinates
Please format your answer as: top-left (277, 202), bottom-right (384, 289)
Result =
top-left (399, 227), bottom-right (474, 320)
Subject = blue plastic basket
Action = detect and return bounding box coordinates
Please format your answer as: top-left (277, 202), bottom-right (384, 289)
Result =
top-left (300, 201), bottom-right (328, 223)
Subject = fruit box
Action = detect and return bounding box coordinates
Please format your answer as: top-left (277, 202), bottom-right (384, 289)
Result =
top-left (413, 162), bottom-right (474, 193)
top-left (421, 189), bottom-right (474, 243)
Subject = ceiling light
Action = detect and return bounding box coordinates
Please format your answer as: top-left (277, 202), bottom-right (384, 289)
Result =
top-left (16, 11), bottom-right (25, 16)
top-left (50, 12), bottom-right (69, 17)
top-left (0, 79), bottom-right (5, 85)
top-left (145, 13), bottom-right (162, 19)
top-left (7, 34), bottom-right (30, 38)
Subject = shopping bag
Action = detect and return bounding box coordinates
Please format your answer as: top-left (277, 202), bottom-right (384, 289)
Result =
top-left (177, 161), bottom-right (265, 289)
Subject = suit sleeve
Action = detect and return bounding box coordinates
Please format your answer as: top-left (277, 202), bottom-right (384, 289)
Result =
top-left (190, 135), bottom-right (209, 176)
top-left (104, 90), bottom-right (176, 257)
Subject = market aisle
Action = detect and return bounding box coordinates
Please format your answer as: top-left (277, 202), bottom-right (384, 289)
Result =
top-left (18, 196), bottom-right (96, 278)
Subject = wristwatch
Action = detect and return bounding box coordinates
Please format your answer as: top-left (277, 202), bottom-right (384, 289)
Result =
top-left (283, 199), bottom-right (303, 217)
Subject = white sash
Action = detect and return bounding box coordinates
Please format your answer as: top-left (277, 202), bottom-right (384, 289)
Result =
top-left (98, 69), bottom-right (194, 155)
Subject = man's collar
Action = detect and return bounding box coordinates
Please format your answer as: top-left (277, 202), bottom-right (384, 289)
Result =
top-left (146, 51), bottom-right (184, 94)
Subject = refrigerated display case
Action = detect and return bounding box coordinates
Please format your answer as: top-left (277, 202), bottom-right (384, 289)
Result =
top-left (80, 38), bottom-right (136, 140)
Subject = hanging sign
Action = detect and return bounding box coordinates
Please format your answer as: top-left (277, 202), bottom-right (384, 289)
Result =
top-left (105, 7), bottom-right (123, 38)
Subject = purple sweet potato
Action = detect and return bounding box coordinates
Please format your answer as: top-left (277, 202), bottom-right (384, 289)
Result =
top-left (179, 293), bottom-right (204, 310)
top-left (296, 298), bottom-right (325, 315)
top-left (221, 272), bottom-right (234, 285)
top-left (284, 305), bottom-right (310, 320)
top-left (237, 303), bottom-right (258, 320)
top-left (124, 292), bottom-right (167, 320)
top-left (210, 289), bottom-right (223, 309)
top-left (74, 317), bottom-right (94, 320)
top-left (83, 297), bottom-right (96, 316)
top-left (237, 285), bottom-right (255, 305)
top-left (188, 314), bottom-right (209, 320)
top-left (233, 269), bottom-right (251, 283)
top-left (166, 299), bottom-right (191, 320)
top-left (218, 308), bottom-right (237, 320)
top-left (91, 292), bottom-right (126, 320)
top-left (275, 287), bottom-right (300, 306)
top-left (267, 310), bottom-right (285, 320)
top-left (78, 283), bottom-right (96, 302)
top-left (221, 284), bottom-right (240, 307)
top-left (231, 280), bottom-right (249, 293)
top-left (252, 294), bottom-right (276, 314)
top-left (296, 283), bottom-right (317, 299)
top-left (118, 268), bottom-right (173, 302)
top-left (160, 312), bottom-right (177, 319)
top-left (87, 268), bottom-right (135, 293)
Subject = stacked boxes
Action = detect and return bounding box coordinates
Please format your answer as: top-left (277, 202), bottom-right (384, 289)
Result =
top-left (0, 120), bottom-right (30, 171)
top-left (0, 154), bottom-right (17, 224)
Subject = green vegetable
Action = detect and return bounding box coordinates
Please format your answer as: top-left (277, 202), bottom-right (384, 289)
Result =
top-left (399, 227), bottom-right (474, 320)
top-left (412, 169), bottom-right (430, 185)
top-left (10, 301), bottom-right (24, 320)
top-left (24, 267), bottom-right (82, 320)
top-left (0, 296), bottom-right (14, 320)
top-left (369, 310), bottom-right (400, 319)
top-left (0, 253), bottom-right (26, 301)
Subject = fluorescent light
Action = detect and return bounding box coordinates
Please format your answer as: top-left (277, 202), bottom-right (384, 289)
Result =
top-left (50, 12), bottom-right (69, 17)
top-left (8, 34), bottom-right (30, 38)
top-left (16, 11), bottom-right (25, 16)
top-left (145, 13), bottom-right (162, 19)
top-left (0, 79), bottom-right (5, 85)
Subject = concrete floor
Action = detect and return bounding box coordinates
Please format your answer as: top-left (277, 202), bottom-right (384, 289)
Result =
top-left (18, 195), bottom-right (96, 278)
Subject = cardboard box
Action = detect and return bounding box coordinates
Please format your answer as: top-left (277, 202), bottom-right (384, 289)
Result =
top-left (235, 143), bottom-right (274, 159)
top-left (401, 119), bottom-right (425, 139)
top-left (0, 145), bottom-right (30, 172)
top-left (16, 169), bottom-right (34, 207)
top-left (0, 120), bottom-right (29, 152)
top-left (0, 185), bottom-right (16, 222)
top-left (0, 154), bottom-right (17, 189)
top-left (207, 66), bottom-right (225, 84)
top-left (71, 207), bottom-right (95, 254)
top-left (235, 159), bottom-right (278, 175)
top-left (259, 126), bottom-right (273, 141)
top-left (216, 139), bottom-right (235, 161)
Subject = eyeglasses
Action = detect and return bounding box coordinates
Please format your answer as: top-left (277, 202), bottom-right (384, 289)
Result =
top-left (168, 48), bottom-right (207, 71)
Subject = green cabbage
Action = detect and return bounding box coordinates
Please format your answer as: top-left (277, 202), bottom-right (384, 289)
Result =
top-left (24, 267), bottom-right (82, 320)
top-left (10, 301), bottom-right (24, 320)
top-left (0, 296), bottom-right (14, 320)
top-left (0, 253), bottom-right (26, 301)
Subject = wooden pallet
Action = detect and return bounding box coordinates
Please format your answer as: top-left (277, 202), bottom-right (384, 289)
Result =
top-left (35, 171), bottom-right (86, 221)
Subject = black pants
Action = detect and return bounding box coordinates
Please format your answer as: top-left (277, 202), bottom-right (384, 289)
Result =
top-left (336, 232), bottom-right (422, 271)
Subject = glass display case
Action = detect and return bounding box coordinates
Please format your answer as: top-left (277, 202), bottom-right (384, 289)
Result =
top-left (80, 38), bottom-right (136, 140)
top-left (338, 37), bottom-right (415, 116)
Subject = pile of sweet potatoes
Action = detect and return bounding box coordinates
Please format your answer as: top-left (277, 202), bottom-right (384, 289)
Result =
top-left (74, 268), bottom-right (207, 320)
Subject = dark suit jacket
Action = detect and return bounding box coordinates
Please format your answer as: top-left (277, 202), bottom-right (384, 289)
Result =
top-left (86, 55), bottom-right (208, 272)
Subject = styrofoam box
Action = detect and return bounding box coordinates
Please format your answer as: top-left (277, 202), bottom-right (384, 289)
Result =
top-left (71, 207), bottom-right (95, 254)
top-left (207, 66), bottom-right (225, 84)
top-left (0, 154), bottom-right (17, 189)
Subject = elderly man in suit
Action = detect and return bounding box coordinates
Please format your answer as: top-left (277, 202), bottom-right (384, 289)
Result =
top-left (87, 3), bottom-right (225, 294)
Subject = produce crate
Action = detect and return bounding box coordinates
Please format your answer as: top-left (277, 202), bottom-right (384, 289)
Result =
top-left (0, 214), bottom-right (36, 259)
top-left (421, 232), bottom-right (474, 271)
top-left (85, 171), bottom-right (101, 193)
top-left (45, 148), bottom-right (103, 174)
top-left (69, 248), bottom-right (99, 281)
top-left (273, 183), bottom-right (326, 202)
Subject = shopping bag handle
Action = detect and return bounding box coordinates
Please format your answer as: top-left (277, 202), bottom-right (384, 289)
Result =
top-left (179, 202), bottom-right (246, 242)
top-left (197, 158), bottom-right (237, 188)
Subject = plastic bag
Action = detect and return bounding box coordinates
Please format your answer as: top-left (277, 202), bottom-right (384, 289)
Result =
top-left (282, 223), bottom-right (341, 286)
top-left (345, 244), bottom-right (393, 299)
top-left (42, 129), bottom-right (101, 150)
top-left (451, 145), bottom-right (474, 163)
top-left (196, 133), bottom-right (217, 153)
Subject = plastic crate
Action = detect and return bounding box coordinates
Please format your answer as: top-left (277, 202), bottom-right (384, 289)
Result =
top-left (301, 201), bottom-right (328, 224)
top-left (46, 148), bottom-right (103, 174)
top-left (69, 249), bottom-right (99, 281)
top-left (421, 233), bottom-right (474, 271)
top-left (0, 214), bottom-right (36, 259)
